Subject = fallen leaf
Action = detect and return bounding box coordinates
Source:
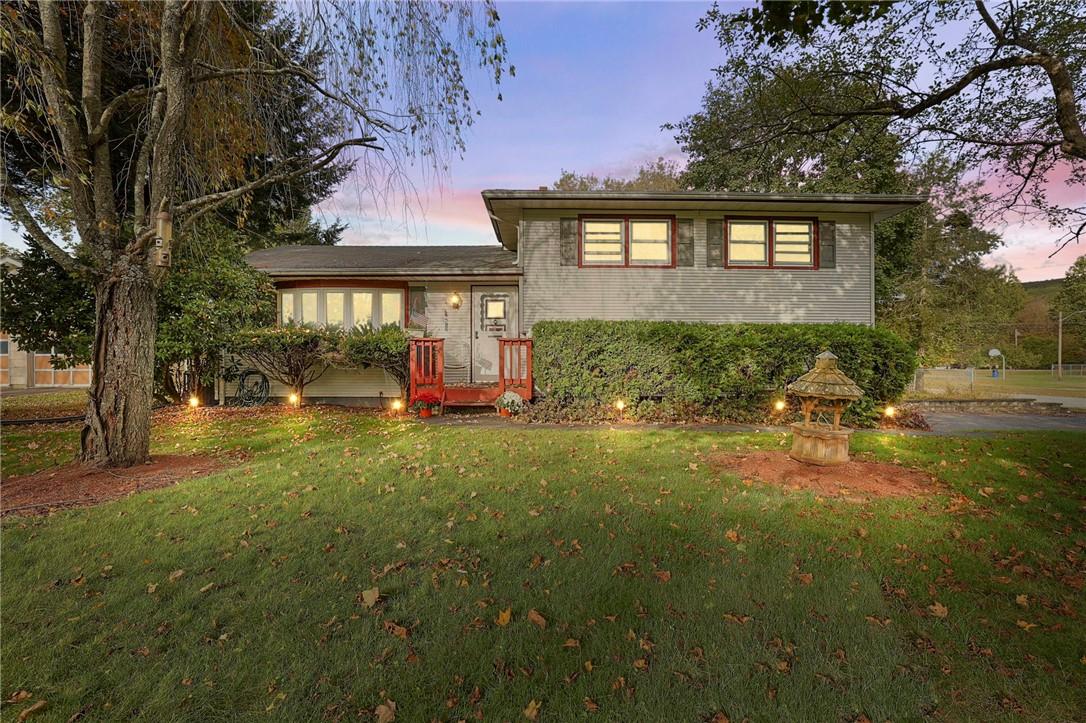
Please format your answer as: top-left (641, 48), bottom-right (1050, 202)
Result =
top-left (523, 699), bottom-right (541, 720)
top-left (584, 697), bottom-right (599, 712)
top-left (383, 620), bottom-right (409, 639)
top-left (563, 638), bottom-right (581, 648)
top-left (725, 529), bottom-right (740, 543)
top-left (168, 569), bottom-right (185, 583)
top-left (928, 602), bottom-right (949, 619)
top-left (4, 692), bottom-right (31, 704)
top-left (1016, 619), bottom-right (1037, 631)
top-left (495, 607), bottom-right (512, 627)
top-left (199, 583), bottom-right (215, 594)
top-left (527, 609), bottom-right (547, 629)
top-left (1015, 594), bottom-right (1029, 608)
top-left (375, 700), bottom-right (396, 723)
top-left (17, 700), bottom-right (47, 721)
top-left (654, 570), bottom-right (672, 583)
top-left (796, 572), bottom-right (813, 586)
top-left (360, 587), bottom-right (380, 608)
top-left (146, 583), bottom-right (158, 594)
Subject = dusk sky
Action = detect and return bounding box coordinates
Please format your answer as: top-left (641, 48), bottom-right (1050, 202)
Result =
top-left (3, 1), bottom-right (1082, 282)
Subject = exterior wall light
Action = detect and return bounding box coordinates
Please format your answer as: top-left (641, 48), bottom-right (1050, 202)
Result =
top-left (188, 395), bottom-right (200, 408)
top-left (448, 292), bottom-right (463, 310)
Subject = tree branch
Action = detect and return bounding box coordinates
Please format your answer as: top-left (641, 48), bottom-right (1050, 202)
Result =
top-left (0, 170), bottom-right (84, 275)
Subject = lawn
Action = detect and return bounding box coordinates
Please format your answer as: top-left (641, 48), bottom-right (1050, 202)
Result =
top-left (0, 390), bottom-right (88, 421)
top-left (2, 409), bottom-right (1084, 721)
top-left (909, 369), bottom-right (1086, 399)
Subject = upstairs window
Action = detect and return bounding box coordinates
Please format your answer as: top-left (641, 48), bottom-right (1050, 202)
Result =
top-left (725, 217), bottom-right (817, 269)
top-left (580, 217), bottom-right (674, 268)
top-left (630, 220), bottom-right (671, 265)
top-left (772, 221), bottom-right (814, 266)
top-left (726, 220), bottom-right (768, 266)
top-left (582, 219), bottom-right (625, 265)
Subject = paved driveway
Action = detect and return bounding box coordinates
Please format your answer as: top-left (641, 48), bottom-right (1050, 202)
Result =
top-left (922, 412), bottom-right (1086, 434)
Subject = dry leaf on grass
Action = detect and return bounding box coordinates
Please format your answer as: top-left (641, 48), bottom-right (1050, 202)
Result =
top-left (17, 700), bottom-right (47, 721)
top-left (360, 587), bottom-right (380, 608)
top-left (375, 700), bottom-right (396, 723)
top-left (928, 602), bottom-right (949, 619)
top-left (527, 609), bottom-right (547, 629)
top-left (523, 699), bottom-right (541, 720)
top-left (495, 607), bottom-right (512, 627)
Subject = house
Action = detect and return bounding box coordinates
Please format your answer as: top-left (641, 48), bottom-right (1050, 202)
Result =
top-left (244, 190), bottom-right (924, 406)
top-left (0, 255), bottom-right (93, 390)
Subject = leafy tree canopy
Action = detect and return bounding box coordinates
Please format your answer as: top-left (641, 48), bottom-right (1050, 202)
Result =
top-left (1052, 255), bottom-right (1086, 333)
top-left (697, 0), bottom-right (1086, 250)
top-left (552, 158), bottom-right (684, 192)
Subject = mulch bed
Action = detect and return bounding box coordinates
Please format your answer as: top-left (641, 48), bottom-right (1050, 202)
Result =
top-left (1, 455), bottom-right (229, 516)
top-left (711, 451), bottom-right (942, 501)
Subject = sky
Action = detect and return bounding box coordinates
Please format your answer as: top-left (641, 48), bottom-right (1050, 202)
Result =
top-left (3, 1), bottom-right (1082, 282)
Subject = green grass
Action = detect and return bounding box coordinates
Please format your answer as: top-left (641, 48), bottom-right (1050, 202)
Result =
top-left (2, 409), bottom-right (1084, 721)
top-left (0, 390), bottom-right (87, 420)
top-left (909, 369), bottom-right (1086, 399)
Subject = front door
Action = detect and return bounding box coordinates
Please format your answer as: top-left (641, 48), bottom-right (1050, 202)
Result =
top-left (471, 285), bottom-right (519, 382)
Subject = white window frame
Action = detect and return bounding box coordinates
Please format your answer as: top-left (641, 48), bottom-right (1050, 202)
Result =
top-left (726, 219), bottom-right (769, 267)
top-left (771, 220), bottom-right (815, 268)
top-left (628, 219), bottom-right (673, 266)
top-left (278, 288), bottom-right (404, 329)
top-left (581, 218), bottom-right (626, 266)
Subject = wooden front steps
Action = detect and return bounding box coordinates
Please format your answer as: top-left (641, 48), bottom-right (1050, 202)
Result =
top-left (409, 338), bottom-right (533, 410)
top-left (443, 384), bottom-right (502, 407)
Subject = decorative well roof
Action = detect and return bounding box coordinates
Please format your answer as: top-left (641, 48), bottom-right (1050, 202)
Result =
top-left (787, 351), bottom-right (864, 401)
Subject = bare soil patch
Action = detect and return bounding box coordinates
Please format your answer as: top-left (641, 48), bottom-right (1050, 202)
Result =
top-left (2, 455), bottom-right (228, 515)
top-left (711, 451), bottom-right (941, 500)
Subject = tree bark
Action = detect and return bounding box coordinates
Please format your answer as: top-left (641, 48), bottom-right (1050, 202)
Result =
top-left (80, 257), bottom-right (157, 467)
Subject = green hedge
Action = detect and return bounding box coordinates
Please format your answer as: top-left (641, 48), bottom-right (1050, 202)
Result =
top-left (532, 321), bottom-right (915, 425)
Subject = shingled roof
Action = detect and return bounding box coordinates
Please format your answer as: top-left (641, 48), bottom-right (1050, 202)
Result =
top-left (245, 245), bottom-right (519, 277)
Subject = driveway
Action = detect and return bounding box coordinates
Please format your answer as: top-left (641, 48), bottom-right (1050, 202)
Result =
top-left (921, 412), bottom-right (1086, 434)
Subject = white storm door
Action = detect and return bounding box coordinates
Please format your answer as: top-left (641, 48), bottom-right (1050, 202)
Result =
top-left (471, 286), bottom-right (519, 382)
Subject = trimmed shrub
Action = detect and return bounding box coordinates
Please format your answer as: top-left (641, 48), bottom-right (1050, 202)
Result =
top-left (531, 321), bottom-right (915, 426)
top-left (231, 325), bottom-right (340, 401)
top-left (338, 325), bottom-right (411, 391)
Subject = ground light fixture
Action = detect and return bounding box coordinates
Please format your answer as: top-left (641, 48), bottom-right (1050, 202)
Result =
top-left (188, 396), bottom-right (199, 408)
top-left (288, 392), bottom-right (300, 407)
top-left (773, 399), bottom-right (786, 412)
top-left (884, 405), bottom-right (896, 418)
top-left (614, 399), bottom-right (626, 412)
top-left (390, 399), bottom-right (404, 413)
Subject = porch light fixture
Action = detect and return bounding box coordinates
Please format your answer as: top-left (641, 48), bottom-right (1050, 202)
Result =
top-left (188, 395), bottom-right (200, 408)
top-left (448, 292), bottom-right (463, 310)
top-left (288, 392), bottom-right (300, 406)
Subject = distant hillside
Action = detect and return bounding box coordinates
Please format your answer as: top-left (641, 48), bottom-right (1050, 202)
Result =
top-left (1022, 278), bottom-right (1063, 302)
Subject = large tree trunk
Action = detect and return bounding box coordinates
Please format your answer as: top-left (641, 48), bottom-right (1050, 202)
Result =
top-left (81, 258), bottom-right (157, 467)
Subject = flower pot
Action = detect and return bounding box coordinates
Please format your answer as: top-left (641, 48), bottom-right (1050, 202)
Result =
top-left (419, 408), bottom-right (433, 418)
top-left (498, 408), bottom-right (511, 417)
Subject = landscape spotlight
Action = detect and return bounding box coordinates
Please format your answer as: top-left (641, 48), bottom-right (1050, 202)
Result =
top-left (391, 399), bottom-right (404, 413)
top-left (614, 399), bottom-right (626, 412)
top-left (773, 399), bottom-right (786, 412)
top-left (884, 405), bottom-right (896, 418)
top-left (288, 392), bottom-right (300, 406)
top-left (188, 396), bottom-right (199, 408)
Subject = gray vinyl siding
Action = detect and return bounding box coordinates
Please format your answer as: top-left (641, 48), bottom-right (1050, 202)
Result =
top-left (520, 211), bottom-right (874, 332)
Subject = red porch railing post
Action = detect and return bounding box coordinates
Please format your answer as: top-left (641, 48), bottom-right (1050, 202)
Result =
top-left (408, 338), bottom-right (444, 403)
top-left (497, 338), bottom-right (532, 400)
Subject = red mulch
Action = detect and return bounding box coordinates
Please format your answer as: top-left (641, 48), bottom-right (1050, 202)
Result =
top-left (1, 455), bottom-right (228, 516)
top-left (711, 451), bottom-right (941, 501)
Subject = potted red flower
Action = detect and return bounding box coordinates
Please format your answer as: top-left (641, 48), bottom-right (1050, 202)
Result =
top-left (411, 392), bottom-right (441, 418)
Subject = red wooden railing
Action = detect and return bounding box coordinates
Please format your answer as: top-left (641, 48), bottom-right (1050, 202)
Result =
top-left (498, 338), bottom-right (533, 399)
top-left (409, 338), bottom-right (444, 403)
